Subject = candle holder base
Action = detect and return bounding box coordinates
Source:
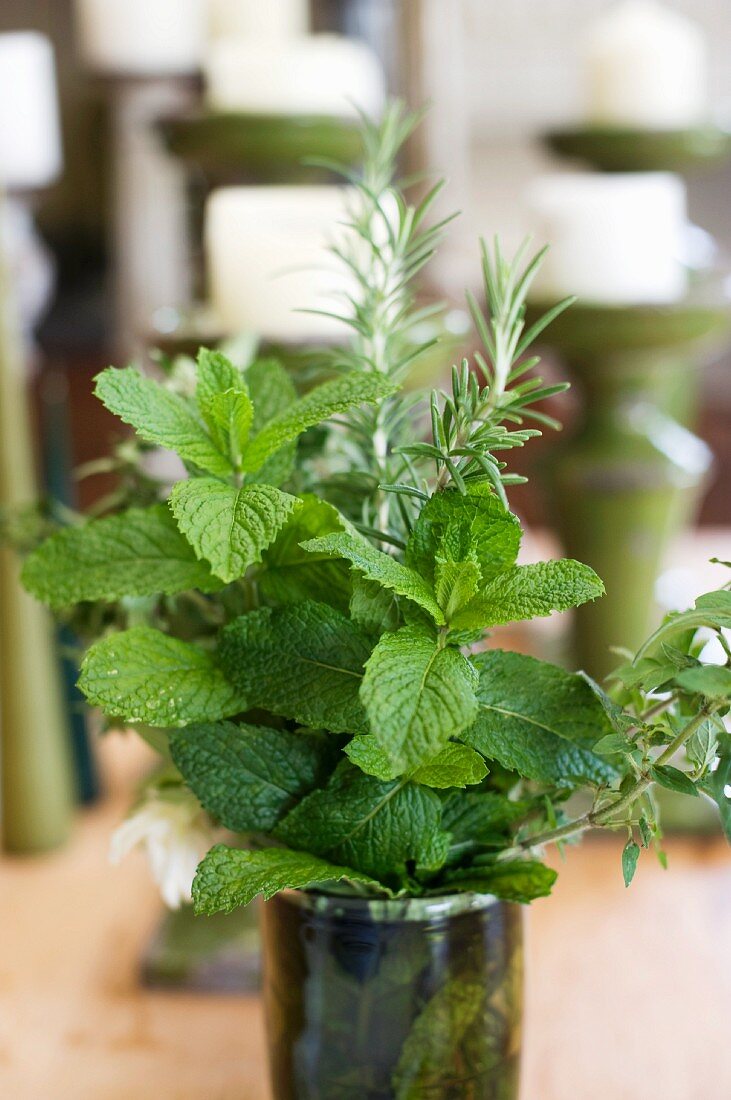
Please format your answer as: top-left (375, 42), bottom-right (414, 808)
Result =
top-left (543, 125), bottom-right (731, 174)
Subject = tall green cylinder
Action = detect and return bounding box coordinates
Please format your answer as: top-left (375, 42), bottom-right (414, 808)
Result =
top-left (0, 197), bottom-right (75, 853)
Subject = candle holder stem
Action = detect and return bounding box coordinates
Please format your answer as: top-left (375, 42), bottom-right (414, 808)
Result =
top-left (0, 194), bottom-right (74, 853)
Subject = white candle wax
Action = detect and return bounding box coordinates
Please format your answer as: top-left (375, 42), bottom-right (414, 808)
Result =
top-left (526, 172), bottom-right (688, 305)
top-left (204, 34), bottom-right (385, 119)
top-left (0, 33), bottom-right (62, 191)
top-left (205, 186), bottom-right (352, 341)
top-left (583, 0), bottom-right (707, 129)
top-left (74, 0), bottom-right (206, 76)
top-left (208, 0), bottom-right (309, 40)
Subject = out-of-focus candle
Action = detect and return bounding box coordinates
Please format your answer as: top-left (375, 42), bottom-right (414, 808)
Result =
top-left (583, 0), bottom-right (707, 129)
top-left (205, 185), bottom-right (352, 340)
top-left (204, 34), bottom-right (385, 118)
top-left (526, 172), bottom-right (688, 305)
top-left (75, 0), bottom-right (206, 75)
top-left (0, 33), bottom-right (62, 191)
top-left (208, 0), bottom-right (309, 40)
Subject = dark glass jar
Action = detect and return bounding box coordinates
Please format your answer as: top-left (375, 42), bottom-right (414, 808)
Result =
top-left (261, 891), bottom-right (523, 1099)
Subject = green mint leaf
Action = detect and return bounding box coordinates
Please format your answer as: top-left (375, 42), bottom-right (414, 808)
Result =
top-left (360, 625), bottom-right (478, 772)
top-left (344, 735), bottom-right (400, 780)
top-left (170, 479), bottom-right (300, 584)
top-left (302, 531), bottom-right (445, 624)
top-left (198, 389), bottom-right (253, 466)
top-left (95, 366), bottom-right (232, 477)
top-left (451, 560), bottom-right (604, 632)
top-left (650, 764), bottom-right (698, 798)
top-left (259, 495), bottom-right (352, 612)
top-left (192, 843), bottom-right (390, 915)
top-left (274, 761), bottom-right (449, 883)
top-left (243, 358), bottom-right (298, 486)
top-left (195, 348), bottom-right (246, 405)
top-left (592, 732), bottom-right (633, 756)
top-left (622, 839), bottom-right (640, 887)
top-left (434, 558), bottom-right (481, 620)
top-left (170, 721), bottom-right (337, 833)
top-left (393, 980), bottom-right (486, 1099)
top-left (21, 504), bottom-right (221, 609)
top-left (445, 859), bottom-right (557, 903)
top-left (441, 792), bottom-right (530, 847)
top-left (345, 737), bottom-right (487, 789)
top-left (79, 626), bottom-right (245, 727)
top-left (411, 744), bottom-right (488, 789)
top-left (220, 601), bottom-right (371, 733)
top-left (405, 486), bottom-right (521, 586)
top-left (349, 576), bottom-right (400, 635)
top-left (699, 737), bottom-right (731, 841)
top-left (242, 373), bottom-right (396, 473)
top-left (675, 664), bottom-right (731, 701)
top-left (686, 718), bottom-right (719, 775)
top-left (462, 650), bottom-right (620, 786)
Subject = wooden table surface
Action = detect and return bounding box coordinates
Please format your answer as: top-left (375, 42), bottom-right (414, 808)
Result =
top-left (2, 530), bottom-right (731, 1099)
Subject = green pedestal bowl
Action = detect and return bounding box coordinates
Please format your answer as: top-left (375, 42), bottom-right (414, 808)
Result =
top-left (543, 125), bottom-right (731, 174)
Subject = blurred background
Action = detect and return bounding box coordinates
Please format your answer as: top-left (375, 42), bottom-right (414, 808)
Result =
top-left (1, 2), bottom-right (730, 1098)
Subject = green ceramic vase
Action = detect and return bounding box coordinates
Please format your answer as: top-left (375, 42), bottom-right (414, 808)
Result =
top-left (261, 891), bottom-right (523, 1100)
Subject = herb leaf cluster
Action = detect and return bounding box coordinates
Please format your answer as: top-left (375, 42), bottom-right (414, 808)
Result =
top-left (21, 108), bottom-right (730, 914)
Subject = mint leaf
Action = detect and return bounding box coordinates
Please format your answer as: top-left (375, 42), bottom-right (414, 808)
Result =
top-left (462, 650), bottom-right (619, 786)
top-left (79, 626), bottom-right (245, 727)
top-left (345, 737), bottom-right (487, 789)
top-left (412, 744), bottom-right (488, 789)
top-left (259, 496), bottom-right (352, 612)
top-left (198, 389), bottom-right (253, 466)
top-left (170, 721), bottom-right (336, 832)
top-left (445, 859), bottom-right (557, 903)
top-left (95, 366), bottom-right (231, 477)
top-left (360, 625), bottom-right (478, 772)
top-left (675, 665), bottom-right (731, 700)
top-left (622, 839), bottom-right (640, 887)
top-left (441, 791), bottom-right (529, 846)
top-left (434, 558), bottom-right (481, 620)
top-left (302, 531), bottom-right (445, 624)
top-left (699, 737), bottom-right (731, 841)
top-left (242, 373), bottom-right (396, 473)
top-left (244, 358), bottom-right (298, 486)
top-left (21, 504), bottom-right (220, 608)
top-left (275, 761), bottom-right (448, 883)
top-left (349, 576), bottom-right (400, 635)
top-left (405, 486), bottom-right (520, 586)
top-left (221, 601), bottom-right (371, 733)
top-left (393, 980), bottom-right (486, 1099)
top-left (170, 479), bottom-right (300, 583)
top-left (451, 560), bottom-right (604, 632)
top-left (344, 735), bottom-right (400, 780)
top-left (192, 844), bottom-right (389, 914)
top-left (650, 764), bottom-right (698, 797)
top-left (195, 348), bottom-right (246, 405)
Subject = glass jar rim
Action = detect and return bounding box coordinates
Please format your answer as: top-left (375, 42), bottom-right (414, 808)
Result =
top-left (275, 888), bottom-right (505, 922)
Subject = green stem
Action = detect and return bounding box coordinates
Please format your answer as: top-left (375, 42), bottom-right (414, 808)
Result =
top-left (519, 705), bottom-right (714, 851)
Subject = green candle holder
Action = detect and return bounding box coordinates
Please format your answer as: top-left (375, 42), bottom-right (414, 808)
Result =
top-left (531, 295), bottom-right (731, 681)
top-left (157, 111), bottom-right (364, 188)
top-left (543, 125), bottom-right (731, 174)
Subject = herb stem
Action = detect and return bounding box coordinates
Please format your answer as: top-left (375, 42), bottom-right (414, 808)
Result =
top-left (519, 705), bottom-right (714, 851)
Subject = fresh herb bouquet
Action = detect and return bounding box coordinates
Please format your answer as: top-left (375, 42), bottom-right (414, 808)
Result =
top-left (22, 107), bottom-right (731, 1097)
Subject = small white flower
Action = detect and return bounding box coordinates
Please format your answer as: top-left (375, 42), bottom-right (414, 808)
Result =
top-left (110, 791), bottom-right (215, 909)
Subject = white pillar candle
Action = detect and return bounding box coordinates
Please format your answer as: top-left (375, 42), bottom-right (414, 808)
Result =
top-left (74, 0), bottom-right (206, 75)
top-left (525, 172), bottom-right (688, 305)
top-left (0, 33), bottom-right (62, 191)
top-left (204, 35), bottom-right (385, 118)
top-left (205, 186), bottom-right (352, 341)
top-left (583, 0), bottom-right (707, 129)
top-left (208, 0), bottom-right (309, 40)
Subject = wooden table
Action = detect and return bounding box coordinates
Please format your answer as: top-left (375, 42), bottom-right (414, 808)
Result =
top-left (3, 528), bottom-right (731, 1099)
top-left (2, 735), bottom-right (730, 1100)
